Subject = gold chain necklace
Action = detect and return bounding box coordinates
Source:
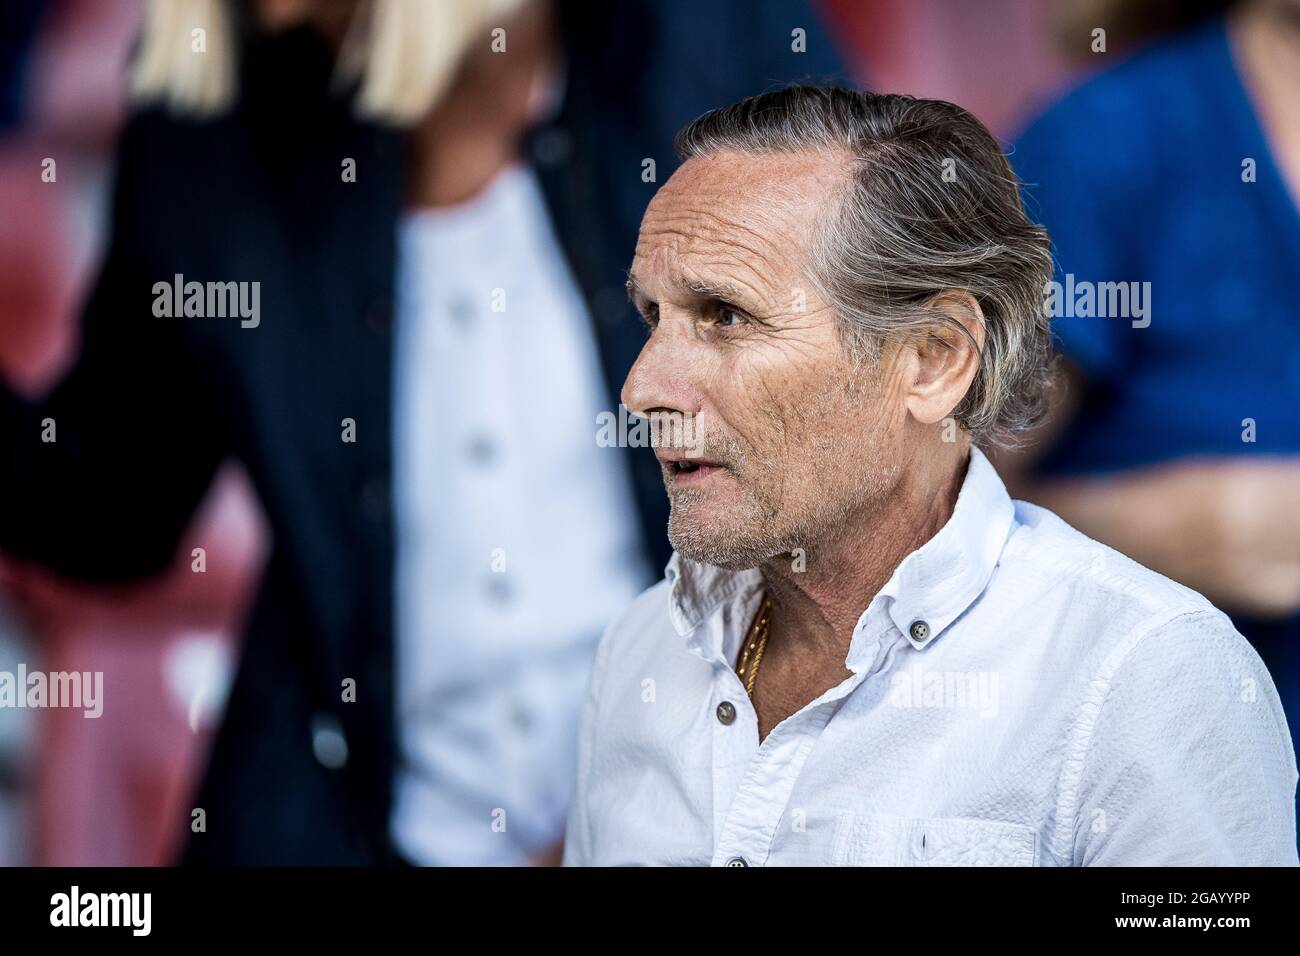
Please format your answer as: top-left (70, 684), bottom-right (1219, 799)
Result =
top-left (736, 596), bottom-right (772, 698)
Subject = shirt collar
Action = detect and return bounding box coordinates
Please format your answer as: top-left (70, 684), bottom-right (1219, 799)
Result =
top-left (663, 447), bottom-right (1016, 655)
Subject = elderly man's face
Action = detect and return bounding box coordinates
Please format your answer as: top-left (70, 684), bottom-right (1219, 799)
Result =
top-left (622, 150), bottom-right (912, 569)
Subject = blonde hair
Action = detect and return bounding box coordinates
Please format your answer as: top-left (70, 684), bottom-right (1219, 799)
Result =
top-left (131, 0), bottom-right (526, 125)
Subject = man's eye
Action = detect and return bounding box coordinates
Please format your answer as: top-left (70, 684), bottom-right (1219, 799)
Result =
top-left (717, 307), bottom-right (745, 328)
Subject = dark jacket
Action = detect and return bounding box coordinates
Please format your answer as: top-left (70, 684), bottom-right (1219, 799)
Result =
top-left (0, 0), bottom-right (847, 864)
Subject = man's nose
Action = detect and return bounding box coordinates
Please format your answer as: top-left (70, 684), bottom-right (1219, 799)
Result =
top-left (621, 320), bottom-right (698, 419)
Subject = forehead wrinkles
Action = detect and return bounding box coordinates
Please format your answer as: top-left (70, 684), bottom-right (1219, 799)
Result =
top-left (635, 160), bottom-right (834, 301)
top-left (634, 207), bottom-right (782, 305)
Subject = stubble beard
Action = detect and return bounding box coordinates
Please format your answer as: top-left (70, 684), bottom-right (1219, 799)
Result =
top-left (665, 363), bottom-right (900, 572)
top-left (666, 453), bottom-right (897, 572)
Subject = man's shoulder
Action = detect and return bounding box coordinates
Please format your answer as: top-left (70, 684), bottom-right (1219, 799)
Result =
top-left (1001, 500), bottom-right (1295, 781)
top-left (1001, 498), bottom-right (1250, 658)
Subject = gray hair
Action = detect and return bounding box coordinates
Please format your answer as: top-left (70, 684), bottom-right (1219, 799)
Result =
top-left (675, 85), bottom-right (1055, 446)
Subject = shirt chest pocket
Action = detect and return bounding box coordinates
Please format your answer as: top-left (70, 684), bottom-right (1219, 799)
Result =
top-left (832, 812), bottom-right (1037, 866)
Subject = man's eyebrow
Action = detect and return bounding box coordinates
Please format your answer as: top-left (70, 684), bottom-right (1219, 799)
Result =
top-left (680, 278), bottom-right (747, 303)
top-left (625, 273), bottom-right (749, 305)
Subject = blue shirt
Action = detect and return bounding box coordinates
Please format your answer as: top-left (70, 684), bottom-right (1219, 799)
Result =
top-left (1013, 18), bottom-right (1300, 475)
top-left (1011, 17), bottom-right (1300, 757)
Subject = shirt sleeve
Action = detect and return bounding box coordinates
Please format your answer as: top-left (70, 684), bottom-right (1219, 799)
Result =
top-left (1071, 609), bottom-right (1299, 865)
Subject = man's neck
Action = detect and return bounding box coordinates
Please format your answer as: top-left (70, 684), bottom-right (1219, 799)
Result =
top-left (758, 442), bottom-right (970, 669)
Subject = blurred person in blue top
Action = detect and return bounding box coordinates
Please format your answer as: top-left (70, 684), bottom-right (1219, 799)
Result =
top-left (1003, 0), bottom-right (1300, 824)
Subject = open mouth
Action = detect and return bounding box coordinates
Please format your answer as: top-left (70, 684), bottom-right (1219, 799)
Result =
top-left (665, 459), bottom-right (724, 483)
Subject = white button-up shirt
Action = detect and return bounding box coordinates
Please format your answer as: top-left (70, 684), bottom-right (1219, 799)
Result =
top-left (390, 165), bottom-right (649, 865)
top-left (563, 448), bottom-right (1299, 866)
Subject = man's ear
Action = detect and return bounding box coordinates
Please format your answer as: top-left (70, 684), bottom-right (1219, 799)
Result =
top-left (901, 291), bottom-right (986, 426)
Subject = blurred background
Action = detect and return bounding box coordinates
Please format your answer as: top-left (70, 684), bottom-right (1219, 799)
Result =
top-left (0, 0), bottom-right (1296, 865)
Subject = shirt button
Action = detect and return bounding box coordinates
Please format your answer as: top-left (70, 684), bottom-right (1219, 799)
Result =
top-left (715, 701), bottom-right (736, 725)
top-left (310, 712), bottom-right (349, 770)
top-left (909, 620), bottom-right (931, 643)
top-left (485, 576), bottom-right (513, 604)
top-left (448, 296), bottom-right (475, 330)
top-left (510, 703), bottom-right (534, 732)
top-left (466, 434), bottom-right (498, 466)
top-left (724, 856), bottom-right (748, 867)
